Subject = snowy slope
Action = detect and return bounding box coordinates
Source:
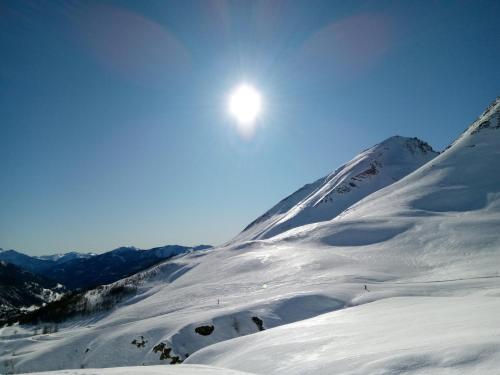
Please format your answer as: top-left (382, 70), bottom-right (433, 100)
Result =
top-left (187, 296), bottom-right (500, 374)
top-left (1, 98), bottom-right (499, 374)
top-left (232, 136), bottom-right (437, 243)
top-left (18, 365), bottom-right (251, 375)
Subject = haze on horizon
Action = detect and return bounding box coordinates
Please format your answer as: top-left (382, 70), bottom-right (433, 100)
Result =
top-left (1, 0), bottom-right (499, 255)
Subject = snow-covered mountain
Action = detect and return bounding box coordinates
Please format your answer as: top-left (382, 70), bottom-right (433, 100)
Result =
top-left (182, 96), bottom-right (500, 374)
top-left (2, 98), bottom-right (499, 375)
top-left (232, 136), bottom-right (438, 243)
top-left (0, 262), bottom-right (65, 322)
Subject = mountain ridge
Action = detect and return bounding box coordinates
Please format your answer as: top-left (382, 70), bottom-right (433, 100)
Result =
top-left (231, 135), bottom-right (438, 243)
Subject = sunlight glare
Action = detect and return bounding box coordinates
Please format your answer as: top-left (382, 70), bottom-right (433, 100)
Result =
top-left (228, 84), bottom-right (262, 126)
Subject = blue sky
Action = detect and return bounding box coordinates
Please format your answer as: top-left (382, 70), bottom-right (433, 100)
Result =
top-left (1, 0), bottom-right (499, 255)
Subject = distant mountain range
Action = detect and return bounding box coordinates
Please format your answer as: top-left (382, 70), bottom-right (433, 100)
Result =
top-left (0, 249), bottom-right (94, 275)
top-left (0, 244), bottom-right (212, 290)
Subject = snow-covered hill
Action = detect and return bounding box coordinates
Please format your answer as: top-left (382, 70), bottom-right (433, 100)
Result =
top-left (232, 136), bottom-right (438, 243)
top-left (187, 296), bottom-right (500, 374)
top-left (1, 98), bottom-right (499, 374)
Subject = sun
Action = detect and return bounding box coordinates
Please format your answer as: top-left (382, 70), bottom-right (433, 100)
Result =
top-left (228, 84), bottom-right (262, 126)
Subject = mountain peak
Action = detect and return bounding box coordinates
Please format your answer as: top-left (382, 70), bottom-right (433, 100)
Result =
top-left (378, 135), bottom-right (436, 154)
top-left (231, 135), bottom-right (438, 243)
top-left (442, 96), bottom-right (500, 151)
top-left (468, 96), bottom-right (500, 135)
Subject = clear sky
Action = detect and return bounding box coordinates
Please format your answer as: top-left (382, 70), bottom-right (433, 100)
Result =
top-left (1, 0), bottom-right (499, 255)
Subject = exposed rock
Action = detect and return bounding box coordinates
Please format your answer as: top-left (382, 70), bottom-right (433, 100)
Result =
top-left (170, 356), bottom-right (181, 364)
top-left (131, 336), bottom-right (147, 348)
top-left (252, 316), bottom-right (265, 331)
top-left (195, 325), bottom-right (214, 336)
top-left (152, 342), bottom-right (173, 361)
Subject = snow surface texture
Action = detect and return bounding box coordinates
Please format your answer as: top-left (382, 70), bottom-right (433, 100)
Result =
top-left (188, 297), bottom-right (500, 375)
top-left (231, 136), bottom-right (438, 243)
top-left (1, 98), bottom-right (500, 375)
top-left (18, 364), bottom-right (250, 375)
